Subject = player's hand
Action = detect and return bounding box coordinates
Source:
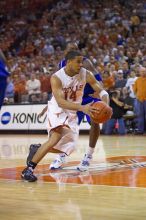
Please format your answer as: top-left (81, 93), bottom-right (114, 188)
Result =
top-left (81, 102), bottom-right (100, 117)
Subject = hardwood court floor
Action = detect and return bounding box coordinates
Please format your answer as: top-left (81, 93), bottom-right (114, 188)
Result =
top-left (0, 134), bottom-right (146, 220)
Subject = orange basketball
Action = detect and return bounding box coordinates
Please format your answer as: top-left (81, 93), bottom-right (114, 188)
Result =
top-left (91, 101), bottom-right (112, 124)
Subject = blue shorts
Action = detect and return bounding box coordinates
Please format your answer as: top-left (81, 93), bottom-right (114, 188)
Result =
top-left (77, 96), bottom-right (100, 125)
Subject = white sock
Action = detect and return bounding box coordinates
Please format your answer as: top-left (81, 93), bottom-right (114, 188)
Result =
top-left (86, 147), bottom-right (94, 156)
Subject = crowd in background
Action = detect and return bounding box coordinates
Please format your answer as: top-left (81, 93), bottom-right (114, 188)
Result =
top-left (1, 0), bottom-right (146, 134)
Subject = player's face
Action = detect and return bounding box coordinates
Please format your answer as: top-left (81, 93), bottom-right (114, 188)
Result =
top-left (69, 56), bottom-right (83, 74)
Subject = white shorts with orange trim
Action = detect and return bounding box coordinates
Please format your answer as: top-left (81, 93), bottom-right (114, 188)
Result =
top-left (46, 101), bottom-right (79, 155)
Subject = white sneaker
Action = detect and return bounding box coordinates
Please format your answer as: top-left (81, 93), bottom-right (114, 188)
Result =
top-left (77, 154), bottom-right (92, 171)
top-left (49, 155), bottom-right (66, 170)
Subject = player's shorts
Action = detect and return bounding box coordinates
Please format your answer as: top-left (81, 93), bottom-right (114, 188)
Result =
top-left (77, 96), bottom-right (100, 125)
top-left (46, 101), bottom-right (79, 155)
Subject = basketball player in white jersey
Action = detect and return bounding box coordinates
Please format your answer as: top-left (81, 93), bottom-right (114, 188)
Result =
top-left (21, 50), bottom-right (109, 182)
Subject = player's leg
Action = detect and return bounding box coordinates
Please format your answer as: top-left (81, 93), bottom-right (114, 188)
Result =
top-left (77, 96), bottom-right (101, 171)
top-left (49, 127), bottom-right (78, 169)
top-left (21, 129), bottom-right (63, 182)
top-left (26, 144), bottom-right (41, 166)
top-left (77, 120), bottom-right (100, 171)
top-left (26, 142), bottom-right (67, 168)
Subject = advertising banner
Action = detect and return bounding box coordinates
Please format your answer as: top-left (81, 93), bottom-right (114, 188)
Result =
top-left (0, 104), bottom-right (90, 131)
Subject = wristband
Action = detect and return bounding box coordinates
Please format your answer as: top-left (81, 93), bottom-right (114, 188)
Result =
top-left (99, 90), bottom-right (108, 99)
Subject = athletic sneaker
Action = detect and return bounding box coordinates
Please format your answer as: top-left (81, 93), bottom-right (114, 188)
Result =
top-left (49, 155), bottom-right (66, 170)
top-left (77, 154), bottom-right (92, 171)
top-left (21, 167), bottom-right (37, 182)
top-left (26, 144), bottom-right (41, 166)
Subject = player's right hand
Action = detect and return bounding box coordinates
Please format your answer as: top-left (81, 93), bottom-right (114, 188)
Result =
top-left (81, 103), bottom-right (100, 117)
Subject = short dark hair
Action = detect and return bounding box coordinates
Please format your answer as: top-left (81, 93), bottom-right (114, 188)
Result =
top-left (65, 50), bottom-right (82, 61)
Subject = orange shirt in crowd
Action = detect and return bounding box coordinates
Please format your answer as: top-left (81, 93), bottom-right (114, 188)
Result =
top-left (133, 77), bottom-right (146, 102)
top-left (103, 76), bottom-right (115, 90)
top-left (14, 80), bottom-right (27, 95)
top-left (40, 75), bottom-right (52, 93)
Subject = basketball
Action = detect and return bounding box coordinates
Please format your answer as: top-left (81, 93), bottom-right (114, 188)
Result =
top-left (91, 101), bottom-right (112, 124)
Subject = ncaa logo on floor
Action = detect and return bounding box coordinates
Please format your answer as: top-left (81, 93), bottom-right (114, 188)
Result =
top-left (1, 112), bottom-right (11, 125)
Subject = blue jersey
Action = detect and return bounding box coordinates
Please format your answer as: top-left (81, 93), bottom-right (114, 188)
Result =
top-left (59, 58), bottom-right (102, 124)
top-left (0, 58), bottom-right (9, 78)
top-left (59, 59), bottom-right (66, 69)
top-left (0, 58), bottom-right (10, 109)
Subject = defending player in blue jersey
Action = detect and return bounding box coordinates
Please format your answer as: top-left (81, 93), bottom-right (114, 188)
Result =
top-left (0, 49), bottom-right (10, 110)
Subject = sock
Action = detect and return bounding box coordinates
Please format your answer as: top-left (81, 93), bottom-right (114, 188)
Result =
top-left (28, 161), bottom-right (37, 170)
top-left (86, 147), bottom-right (95, 156)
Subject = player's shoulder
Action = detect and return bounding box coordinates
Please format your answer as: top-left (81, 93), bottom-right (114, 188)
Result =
top-left (52, 67), bottom-right (65, 81)
top-left (54, 67), bottom-right (64, 75)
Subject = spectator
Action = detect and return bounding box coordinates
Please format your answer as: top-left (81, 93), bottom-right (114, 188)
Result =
top-left (26, 73), bottom-right (41, 102)
top-left (115, 70), bottom-right (127, 89)
top-left (121, 61), bottom-right (131, 79)
top-left (39, 68), bottom-right (53, 101)
top-left (19, 74), bottom-right (28, 103)
top-left (5, 77), bottom-right (14, 103)
top-left (102, 71), bottom-right (115, 92)
top-left (105, 90), bottom-right (132, 135)
top-left (125, 71), bottom-right (137, 98)
top-left (133, 67), bottom-right (146, 134)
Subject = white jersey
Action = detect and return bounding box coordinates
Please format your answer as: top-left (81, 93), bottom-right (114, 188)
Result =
top-left (46, 67), bottom-right (87, 155)
top-left (51, 67), bottom-right (86, 110)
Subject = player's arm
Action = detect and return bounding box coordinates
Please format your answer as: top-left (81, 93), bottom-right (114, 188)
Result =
top-left (83, 58), bottom-right (103, 84)
top-left (86, 71), bottom-right (109, 104)
top-left (51, 75), bottom-right (97, 116)
top-left (83, 58), bottom-right (97, 72)
top-left (38, 106), bottom-right (48, 117)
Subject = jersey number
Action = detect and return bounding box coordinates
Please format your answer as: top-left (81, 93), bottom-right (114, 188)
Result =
top-left (65, 90), bottom-right (77, 101)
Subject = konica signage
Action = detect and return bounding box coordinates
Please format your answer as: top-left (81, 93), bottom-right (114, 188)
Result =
top-left (0, 105), bottom-right (47, 130)
top-left (0, 104), bottom-right (90, 130)
top-left (1, 112), bottom-right (11, 125)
